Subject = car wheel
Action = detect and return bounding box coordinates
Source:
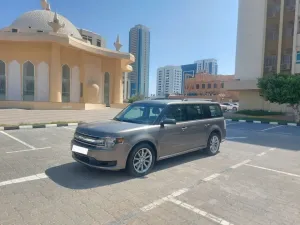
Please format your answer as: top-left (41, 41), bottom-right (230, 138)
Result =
top-left (232, 107), bottom-right (237, 112)
top-left (205, 133), bottom-right (220, 156)
top-left (127, 143), bottom-right (155, 177)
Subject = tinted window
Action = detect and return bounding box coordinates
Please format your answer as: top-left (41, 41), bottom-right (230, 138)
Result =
top-left (206, 104), bottom-right (223, 118)
top-left (164, 105), bottom-right (187, 122)
top-left (115, 104), bottom-right (164, 124)
top-left (186, 104), bottom-right (204, 120)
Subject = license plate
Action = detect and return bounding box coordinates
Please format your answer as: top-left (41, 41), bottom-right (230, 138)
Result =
top-left (72, 145), bottom-right (88, 155)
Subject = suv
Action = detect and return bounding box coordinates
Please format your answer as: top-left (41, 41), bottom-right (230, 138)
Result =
top-left (71, 100), bottom-right (226, 177)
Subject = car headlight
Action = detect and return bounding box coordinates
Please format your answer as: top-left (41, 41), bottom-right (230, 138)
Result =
top-left (96, 137), bottom-right (124, 148)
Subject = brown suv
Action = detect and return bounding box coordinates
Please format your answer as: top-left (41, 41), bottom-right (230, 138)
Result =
top-left (71, 100), bottom-right (226, 177)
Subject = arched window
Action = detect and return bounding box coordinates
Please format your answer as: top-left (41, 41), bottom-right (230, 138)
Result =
top-left (0, 60), bottom-right (5, 100)
top-left (62, 65), bottom-right (70, 102)
top-left (23, 61), bottom-right (35, 101)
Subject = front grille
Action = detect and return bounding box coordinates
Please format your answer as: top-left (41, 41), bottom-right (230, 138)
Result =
top-left (73, 153), bottom-right (117, 167)
top-left (74, 132), bottom-right (105, 148)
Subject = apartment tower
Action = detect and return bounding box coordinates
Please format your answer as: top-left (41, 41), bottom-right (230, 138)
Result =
top-left (226, 0), bottom-right (299, 112)
top-left (156, 66), bottom-right (182, 98)
top-left (129, 25), bottom-right (150, 98)
top-left (195, 59), bottom-right (218, 75)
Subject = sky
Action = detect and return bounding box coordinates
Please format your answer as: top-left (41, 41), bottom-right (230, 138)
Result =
top-left (0, 0), bottom-right (238, 95)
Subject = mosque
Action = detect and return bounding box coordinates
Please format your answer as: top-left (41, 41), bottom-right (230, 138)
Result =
top-left (0, 0), bottom-right (134, 109)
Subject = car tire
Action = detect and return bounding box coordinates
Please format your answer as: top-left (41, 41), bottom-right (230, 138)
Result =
top-left (232, 107), bottom-right (237, 112)
top-left (205, 132), bottom-right (220, 156)
top-left (127, 143), bottom-right (155, 177)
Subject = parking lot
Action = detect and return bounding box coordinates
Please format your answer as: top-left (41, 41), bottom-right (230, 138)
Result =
top-left (1, 119), bottom-right (300, 225)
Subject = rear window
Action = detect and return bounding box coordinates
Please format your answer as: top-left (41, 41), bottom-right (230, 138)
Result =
top-left (206, 104), bottom-right (223, 118)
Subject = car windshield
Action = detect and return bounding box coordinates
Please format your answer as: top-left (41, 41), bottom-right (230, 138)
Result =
top-left (114, 103), bottom-right (165, 125)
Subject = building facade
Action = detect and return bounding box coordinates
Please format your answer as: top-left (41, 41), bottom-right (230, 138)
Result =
top-left (0, 2), bottom-right (134, 110)
top-left (226, 0), bottom-right (299, 112)
top-left (77, 28), bottom-right (106, 48)
top-left (195, 59), bottom-right (218, 75)
top-left (184, 73), bottom-right (239, 102)
top-left (156, 66), bottom-right (182, 98)
top-left (128, 24), bottom-right (150, 98)
top-left (181, 63), bottom-right (197, 94)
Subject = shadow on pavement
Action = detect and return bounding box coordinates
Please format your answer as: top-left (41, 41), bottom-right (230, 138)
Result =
top-left (46, 150), bottom-right (209, 190)
top-left (227, 125), bottom-right (300, 151)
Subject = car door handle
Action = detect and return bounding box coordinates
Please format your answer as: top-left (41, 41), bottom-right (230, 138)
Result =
top-left (205, 124), bottom-right (210, 127)
top-left (181, 127), bottom-right (188, 131)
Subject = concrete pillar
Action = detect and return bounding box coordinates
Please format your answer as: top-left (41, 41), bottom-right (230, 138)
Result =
top-left (113, 60), bottom-right (123, 104)
top-left (50, 43), bottom-right (62, 102)
top-left (79, 51), bottom-right (87, 103)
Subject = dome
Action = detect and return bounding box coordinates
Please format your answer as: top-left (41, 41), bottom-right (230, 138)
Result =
top-left (9, 10), bottom-right (82, 39)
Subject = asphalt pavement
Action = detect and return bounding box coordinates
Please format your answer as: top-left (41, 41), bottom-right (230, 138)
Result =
top-left (0, 120), bottom-right (300, 225)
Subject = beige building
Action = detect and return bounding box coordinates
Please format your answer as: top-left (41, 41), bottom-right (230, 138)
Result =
top-left (0, 1), bottom-right (134, 110)
top-left (226, 0), bottom-right (299, 112)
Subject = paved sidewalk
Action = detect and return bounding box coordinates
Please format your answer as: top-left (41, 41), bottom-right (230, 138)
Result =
top-left (0, 108), bottom-right (122, 126)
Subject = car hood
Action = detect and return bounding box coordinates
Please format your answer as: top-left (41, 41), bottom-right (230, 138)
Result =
top-left (76, 120), bottom-right (147, 136)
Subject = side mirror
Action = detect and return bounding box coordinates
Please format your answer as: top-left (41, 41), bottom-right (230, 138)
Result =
top-left (160, 118), bottom-right (176, 127)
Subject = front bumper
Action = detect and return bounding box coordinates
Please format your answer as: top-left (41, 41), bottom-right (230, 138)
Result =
top-left (71, 140), bottom-right (131, 170)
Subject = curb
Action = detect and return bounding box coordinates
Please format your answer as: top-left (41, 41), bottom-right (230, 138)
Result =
top-left (225, 119), bottom-right (300, 127)
top-left (0, 123), bottom-right (79, 131)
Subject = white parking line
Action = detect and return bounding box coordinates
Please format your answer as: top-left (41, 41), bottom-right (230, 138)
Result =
top-left (0, 131), bottom-right (35, 149)
top-left (226, 123), bottom-right (239, 126)
top-left (245, 164), bottom-right (300, 178)
top-left (168, 198), bottom-right (234, 225)
top-left (261, 125), bottom-right (283, 132)
top-left (230, 159), bottom-right (251, 169)
top-left (202, 173), bottom-right (220, 182)
top-left (0, 173), bottom-right (48, 187)
top-left (256, 152), bottom-right (266, 157)
top-left (140, 188), bottom-right (189, 212)
top-left (6, 147), bottom-right (52, 154)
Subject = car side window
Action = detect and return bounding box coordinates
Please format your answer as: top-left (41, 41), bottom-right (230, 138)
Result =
top-left (186, 104), bottom-right (204, 121)
top-left (164, 105), bottom-right (187, 122)
top-left (123, 106), bottom-right (145, 119)
top-left (204, 104), bottom-right (223, 118)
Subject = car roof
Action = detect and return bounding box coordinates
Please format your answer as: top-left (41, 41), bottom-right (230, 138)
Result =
top-left (132, 99), bottom-right (219, 105)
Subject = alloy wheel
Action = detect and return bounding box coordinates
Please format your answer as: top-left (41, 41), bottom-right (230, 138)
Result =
top-left (133, 148), bottom-right (153, 174)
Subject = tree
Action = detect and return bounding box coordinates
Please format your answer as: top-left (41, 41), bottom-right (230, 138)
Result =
top-left (257, 74), bottom-right (300, 122)
top-left (128, 95), bottom-right (144, 103)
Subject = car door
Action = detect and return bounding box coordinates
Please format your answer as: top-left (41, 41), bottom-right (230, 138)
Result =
top-left (182, 104), bottom-right (208, 150)
top-left (157, 104), bottom-right (191, 158)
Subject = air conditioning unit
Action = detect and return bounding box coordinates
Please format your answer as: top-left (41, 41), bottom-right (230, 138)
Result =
top-left (264, 66), bottom-right (273, 72)
top-left (281, 64), bottom-right (291, 70)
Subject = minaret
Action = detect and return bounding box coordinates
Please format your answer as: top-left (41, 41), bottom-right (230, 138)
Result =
top-left (114, 35), bottom-right (122, 51)
top-left (41, 0), bottom-right (51, 11)
top-left (48, 12), bottom-right (65, 33)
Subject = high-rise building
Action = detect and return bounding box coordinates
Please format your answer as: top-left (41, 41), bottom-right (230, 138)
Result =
top-left (77, 28), bottom-right (106, 47)
top-left (156, 66), bottom-right (182, 97)
top-left (129, 24), bottom-right (150, 97)
top-left (181, 63), bottom-right (197, 94)
top-left (194, 59), bottom-right (218, 75)
top-left (226, 0), bottom-right (298, 112)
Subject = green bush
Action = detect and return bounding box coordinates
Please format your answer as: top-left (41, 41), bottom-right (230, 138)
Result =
top-left (236, 110), bottom-right (284, 116)
top-left (128, 95), bottom-right (144, 103)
